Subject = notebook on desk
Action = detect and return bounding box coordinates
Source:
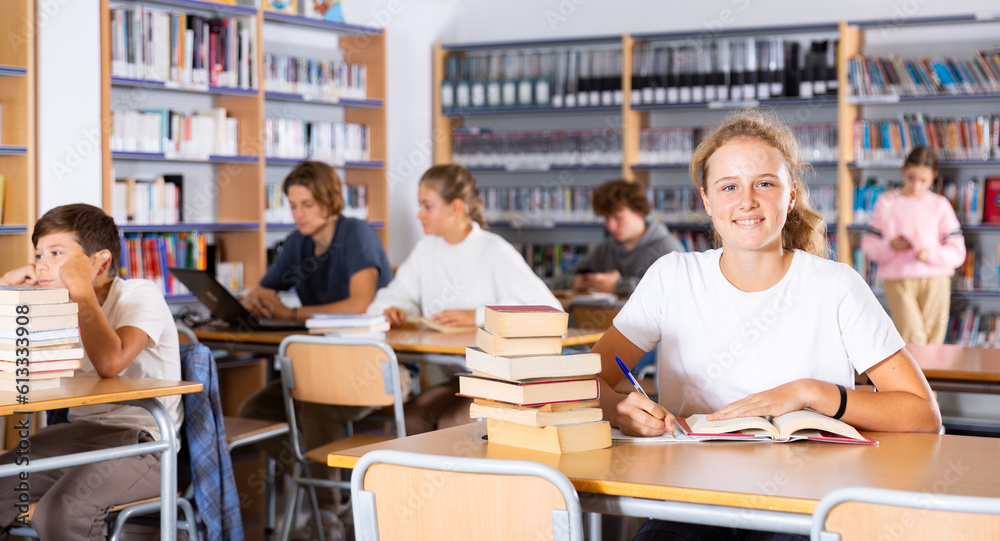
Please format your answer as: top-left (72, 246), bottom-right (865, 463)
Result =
top-left (168, 268), bottom-right (306, 331)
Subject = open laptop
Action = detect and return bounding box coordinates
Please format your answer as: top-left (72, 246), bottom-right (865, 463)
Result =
top-left (168, 267), bottom-right (306, 331)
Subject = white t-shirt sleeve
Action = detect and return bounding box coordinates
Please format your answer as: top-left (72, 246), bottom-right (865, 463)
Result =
top-left (612, 256), bottom-right (668, 353)
top-left (114, 280), bottom-right (170, 350)
top-left (836, 265), bottom-right (905, 374)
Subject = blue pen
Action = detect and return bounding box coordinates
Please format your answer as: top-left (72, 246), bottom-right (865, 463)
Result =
top-left (616, 356), bottom-right (679, 437)
top-left (616, 356), bottom-right (650, 400)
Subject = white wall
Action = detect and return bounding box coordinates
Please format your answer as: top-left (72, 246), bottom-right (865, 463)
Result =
top-left (452, 0), bottom-right (1000, 42)
top-left (342, 0), bottom-right (461, 262)
top-left (37, 0), bottom-right (102, 212)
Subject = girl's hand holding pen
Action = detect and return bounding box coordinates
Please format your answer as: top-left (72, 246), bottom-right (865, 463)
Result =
top-left (616, 392), bottom-right (675, 437)
top-left (614, 356), bottom-right (677, 437)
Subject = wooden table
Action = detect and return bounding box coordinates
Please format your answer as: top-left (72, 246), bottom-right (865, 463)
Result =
top-left (0, 375), bottom-right (203, 541)
top-left (328, 422), bottom-right (1000, 535)
top-left (195, 324), bottom-right (605, 357)
top-left (907, 344), bottom-right (1000, 394)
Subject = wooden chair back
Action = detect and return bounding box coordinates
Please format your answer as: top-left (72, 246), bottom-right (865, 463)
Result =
top-left (352, 450), bottom-right (583, 541)
top-left (812, 487), bottom-right (1000, 540)
top-left (283, 340), bottom-right (396, 408)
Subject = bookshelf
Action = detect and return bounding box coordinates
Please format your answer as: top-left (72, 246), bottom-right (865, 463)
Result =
top-left (0, 0), bottom-right (36, 277)
top-left (98, 0), bottom-right (389, 302)
top-left (432, 24), bottom-right (844, 277)
top-left (839, 16), bottom-right (1000, 312)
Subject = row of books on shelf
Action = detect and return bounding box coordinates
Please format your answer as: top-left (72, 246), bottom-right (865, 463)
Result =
top-left (109, 7), bottom-right (256, 90)
top-left (111, 108), bottom-right (240, 157)
top-left (946, 309), bottom-right (1000, 348)
top-left (459, 306), bottom-right (611, 454)
top-left (482, 183), bottom-right (823, 230)
top-left (511, 243), bottom-right (587, 280)
top-left (512, 234), bottom-right (713, 281)
top-left (0, 287), bottom-right (82, 392)
top-left (638, 123), bottom-right (838, 165)
top-left (846, 50), bottom-right (1000, 98)
top-left (852, 114), bottom-right (1000, 163)
top-left (263, 53), bottom-right (368, 100)
top-left (852, 175), bottom-right (994, 226)
top-left (119, 232), bottom-right (210, 295)
top-left (441, 46), bottom-right (623, 111)
top-left (630, 37), bottom-right (839, 105)
top-left (852, 247), bottom-right (979, 291)
top-left (483, 186), bottom-right (601, 225)
top-left (264, 118), bottom-right (371, 163)
top-left (451, 128), bottom-right (621, 169)
top-left (265, 183), bottom-right (369, 223)
top-left (110, 175), bottom-right (183, 225)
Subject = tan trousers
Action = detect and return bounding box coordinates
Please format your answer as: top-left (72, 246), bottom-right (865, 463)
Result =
top-left (883, 276), bottom-right (953, 345)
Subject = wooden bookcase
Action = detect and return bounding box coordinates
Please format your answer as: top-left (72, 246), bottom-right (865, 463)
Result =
top-left (0, 0), bottom-right (37, 276)
top-left (96, 1), bottom-right (387, 536)
top-left (839, 15), bottom-right (1000, 312)
top-left (432, 25), bottom-right (842, 271)
top-left (432, 15), bottom-right (1000, 343)
top-left (98, 0), bottom-right (389, 303)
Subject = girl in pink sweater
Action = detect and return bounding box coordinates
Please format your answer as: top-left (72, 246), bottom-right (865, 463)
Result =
top-left (861, 147), bottom-right (966, 344)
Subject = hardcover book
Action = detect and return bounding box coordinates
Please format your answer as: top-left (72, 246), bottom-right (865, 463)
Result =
top-left (470, 399), bottom-right (603, 428)
top-left (485, 418), bottom-right (612, 454)
top-left (475, 328), bottom-right (562, 357)
top-left (0, 302), bottom-right (78, 317)
top-left (0, 314), bottom-right (79, 332)
top-left (983, 176), bottom-right (1000, 224)
top-left (458, 373), bottom-right (599, 406)
top-left (464, 346), bottom-right (600, 381)
top-left (483, 305), bottom-right (569, 338)
top-left (0, 287), bottom-right (70, 305)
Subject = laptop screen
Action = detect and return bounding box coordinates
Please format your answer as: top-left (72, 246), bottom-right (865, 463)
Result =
top-left (168, 268), bottom-right (304, 331)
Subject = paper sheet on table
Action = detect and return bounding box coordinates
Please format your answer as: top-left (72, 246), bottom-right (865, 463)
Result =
top-left (610, 428), bottom-right (700, 443)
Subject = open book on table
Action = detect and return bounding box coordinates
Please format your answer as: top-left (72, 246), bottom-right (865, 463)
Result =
top-left (611, 410), bottom-right (876, 445)
top-left (417, 317), bottom-right (477, 334)
top-left (677, 410), bottom-right (876, 444)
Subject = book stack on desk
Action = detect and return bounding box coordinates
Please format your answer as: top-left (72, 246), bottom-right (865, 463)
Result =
top-left (0, 287), bottom-right (83, 392)
top-left (304, 313), bottom-right (390, 340)
top-left (459, 305), bottom-right (612, 454)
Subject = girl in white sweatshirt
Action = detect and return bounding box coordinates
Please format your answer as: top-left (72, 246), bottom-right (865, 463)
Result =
top-left (367, 164), bottom-right (561, 433)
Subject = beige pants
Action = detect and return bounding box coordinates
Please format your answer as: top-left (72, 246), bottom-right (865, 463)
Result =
top-left (883, 276), bottom-right (953, 345)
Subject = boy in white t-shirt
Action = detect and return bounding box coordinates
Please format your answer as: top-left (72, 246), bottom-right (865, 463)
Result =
top-left (0, 204), bottom-right (181, 540)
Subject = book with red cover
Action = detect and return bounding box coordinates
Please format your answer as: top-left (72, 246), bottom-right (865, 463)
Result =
top-left (457, 373), bottom-right (599, 407)
top-left (983, 177), bottom-right (1000, 223)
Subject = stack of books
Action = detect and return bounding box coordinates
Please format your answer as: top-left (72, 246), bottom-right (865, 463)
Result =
top-left (304, 313), bottom-right (390, 340)
top-left (0, 287), bottom-right (83, 392)
top-left (460, 305), bottom-right (611, 454)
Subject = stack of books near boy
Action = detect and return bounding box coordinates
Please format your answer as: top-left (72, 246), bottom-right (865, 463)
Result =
top-left (459, 305), bottom-right (611, 454)
top-left (0, 287), bottom-right (83, 392)
top-left (304, 313), bottom-right (390, 340)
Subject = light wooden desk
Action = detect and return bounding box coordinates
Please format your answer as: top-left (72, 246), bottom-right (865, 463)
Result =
top-left (328, 422), bottom-right (1000, 535)
top-left (195, 324), bottom-right (604, 357)
top-left (0, 374), bottom-right (203, 541)
top-left (907, 344), bottom-right (1000, 394)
